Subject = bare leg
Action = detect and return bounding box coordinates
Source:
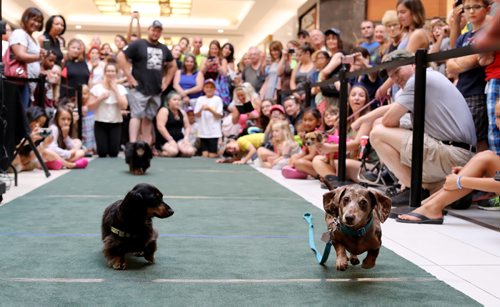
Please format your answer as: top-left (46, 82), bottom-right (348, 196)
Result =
top-left (161, 141), bottom-right (179, 157)
top-left (140, 118), bottom-right (153, 145)
top-left (129, 118), bottom-right (141, 143)
top-left (294, 159), bottom-right (317, 177)
top-left (370, 125), bottom-right (411, 187)
top-left (399, 151), bottom-right (499, 221)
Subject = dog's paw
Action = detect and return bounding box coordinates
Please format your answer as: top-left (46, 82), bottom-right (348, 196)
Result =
top-left (361, 258), bottom-right (376, 269)
top-left (144, 254), bottom-right (155, 264)
top-left (335, 258), bottom-right (348, 271)
top-left (349, 254), bottom-right (360, 266)
top-left (108, 258), bottom-right (126, 270)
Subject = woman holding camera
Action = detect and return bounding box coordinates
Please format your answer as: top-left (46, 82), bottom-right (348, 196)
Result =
top-left (200, 40), bottom-right (230, 106)
top-left (38, 15), bottom-right (66, 66)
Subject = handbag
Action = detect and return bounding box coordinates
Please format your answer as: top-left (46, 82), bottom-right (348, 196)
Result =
top-left (2, 46), bottom-right (28, 80)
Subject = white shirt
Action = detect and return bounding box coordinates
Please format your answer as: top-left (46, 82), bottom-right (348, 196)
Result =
top-left (90, 83), bottom-right (127, 123)
top-left (194, 95), bottom-right (223, 138)
top-left (9, 29), bottom-right (40, 78)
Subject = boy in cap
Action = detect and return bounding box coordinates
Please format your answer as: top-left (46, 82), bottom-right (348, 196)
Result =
top-left (194, 79), bottom-right (223, 158)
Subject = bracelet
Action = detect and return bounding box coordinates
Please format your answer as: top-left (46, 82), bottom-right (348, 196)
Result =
top-left (456, 175), bottom-right (463, 190)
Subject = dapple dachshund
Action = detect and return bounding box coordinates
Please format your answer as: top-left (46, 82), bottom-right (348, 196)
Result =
top-left (101, 183), bottom-right (174, 270)
top-left (323, 184), bottom-right (391, 271)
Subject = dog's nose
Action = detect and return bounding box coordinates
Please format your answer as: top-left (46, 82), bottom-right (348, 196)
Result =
top-left (167, 208), bottom-right (174, 216)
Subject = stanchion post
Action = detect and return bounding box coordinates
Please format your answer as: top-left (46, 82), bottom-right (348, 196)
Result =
top-left (409, 49), bottom-right (427, 207)
top-left (337, 64), bottom-right (349, 181)
top-left (76, 85), bottom-right (83, 141)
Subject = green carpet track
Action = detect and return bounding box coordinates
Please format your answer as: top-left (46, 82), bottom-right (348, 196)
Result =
top-left (0, 157), bottom-right (479, 306)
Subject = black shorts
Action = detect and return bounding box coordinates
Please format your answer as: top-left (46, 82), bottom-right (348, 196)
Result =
top-left (199, 137), bottom-right (219, 154)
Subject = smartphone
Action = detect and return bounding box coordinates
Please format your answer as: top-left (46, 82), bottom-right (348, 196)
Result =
top-left (454, 0), bottom-right (464, 13)
top-left (38, 128), bottom-right (52, 138)
top-left (288, 48), bottom-right (295, 54)
top-left (341, 55), bottom-right (355, 65)
top-left (42, 39), bottom-right (50, 50)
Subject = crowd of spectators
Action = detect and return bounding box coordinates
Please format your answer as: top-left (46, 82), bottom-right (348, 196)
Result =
top-left (3, 0), bottom-right (500, 218)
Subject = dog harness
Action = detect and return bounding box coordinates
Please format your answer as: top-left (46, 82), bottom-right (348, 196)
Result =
top-left (110, 226), bottom-right (134, 238)
top-left (303, 212), bottom-right (374, 265)
top-left (338, 213), bottom-right (374, 238)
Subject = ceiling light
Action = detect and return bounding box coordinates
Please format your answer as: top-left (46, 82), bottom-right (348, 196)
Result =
top-left (94, 0), bottom-right (192, 17)
top-left (217, 29), bottom-right (224, 33)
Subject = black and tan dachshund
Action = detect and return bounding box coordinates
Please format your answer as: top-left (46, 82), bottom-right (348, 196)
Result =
top-left (125, 141), bottom-right (153, 175)
top-left (101, 183), bottom-right (174, 270)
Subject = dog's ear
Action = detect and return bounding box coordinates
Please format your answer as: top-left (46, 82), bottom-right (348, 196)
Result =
top-left (144, 143), bottom-right (153, 160)
top-left (323, 185), bottom-right (348, 217)
top-left (316, 133), bottom-right (323, 143)
top-left (368, 188), bottom-right (392, 223)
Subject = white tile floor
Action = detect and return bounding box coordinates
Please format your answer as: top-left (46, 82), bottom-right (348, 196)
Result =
top-left (254, 167), bottom-right (500, 307)
top-left (1, 167), bottom-right (499, 306)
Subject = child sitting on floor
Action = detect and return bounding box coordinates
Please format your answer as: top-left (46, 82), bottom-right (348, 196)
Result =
top-left (257, 120), bottom-right (300, 169)
top-left (46, 106), bottom-right (88, 170)
top-left (283, 107), bottom-right (322, 179)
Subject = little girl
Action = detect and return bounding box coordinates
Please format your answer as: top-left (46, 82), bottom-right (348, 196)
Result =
top-left (46, 106), bottom-right (88, 169)
top-left (257, 120), bottom-right (299, 169)
top-left (284, 107), bottom-right (322, 178)
top-left (312, 84), bottom-right (372, 181)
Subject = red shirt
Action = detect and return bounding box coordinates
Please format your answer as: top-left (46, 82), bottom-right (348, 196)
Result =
top-left (485, 51), bottom-right (500, 81)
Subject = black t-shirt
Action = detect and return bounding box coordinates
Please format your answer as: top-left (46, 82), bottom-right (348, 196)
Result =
top-left (60, 60), bottom-right (90, 99)
top-left (41, 33), bottom-right (64, 66)
top-left (123, 39), bottom-right (173, 96)
top-left (456, 31), bottom-right (486, 97)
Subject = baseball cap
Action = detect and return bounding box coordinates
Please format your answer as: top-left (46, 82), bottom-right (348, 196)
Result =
top-left (204, 78), bottom-right (216, 86)
top-left (185, 106), bottom-right (194, 113)
top-left (324, 28), bottom-right (341, 37)
top-left (269, 104), bottom-right (285, 115)
top-left (379, 49), bottom-right (414, 79)
top-left (150, 20), bottom-right (163, 29)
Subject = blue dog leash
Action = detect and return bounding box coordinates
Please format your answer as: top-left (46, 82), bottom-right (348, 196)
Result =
top-left (303, 213), bottom-right (332, 265)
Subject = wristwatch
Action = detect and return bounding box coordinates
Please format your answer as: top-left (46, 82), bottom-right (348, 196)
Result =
top-left (495, 171), bottom-right (500, 182)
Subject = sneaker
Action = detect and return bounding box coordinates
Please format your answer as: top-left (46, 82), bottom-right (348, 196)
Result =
top-left (477, 196), bottom-right (500, 211)
top-left (390, 187), bottom-right (429, 207)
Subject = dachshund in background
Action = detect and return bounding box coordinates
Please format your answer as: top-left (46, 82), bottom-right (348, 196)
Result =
top-left (101, 183), bottom-right (174, 270)
top-left (125, 141), bottom-right (153, 175)
top-left (323, 184), bottom-right (391, 271)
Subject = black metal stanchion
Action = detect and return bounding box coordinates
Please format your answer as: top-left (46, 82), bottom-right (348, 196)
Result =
top-left (390, 49), bottom-right (427, 217)
top-left (409, 49), bottom-right (427, 207)
top-left (324, 64), bottom-right (350, 188)
top-left (76, 85), bottom-right (83, 141)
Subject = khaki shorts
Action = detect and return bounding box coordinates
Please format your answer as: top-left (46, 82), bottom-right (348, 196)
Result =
top-left (128, 89), bottom-right (161, 120)
top-left (400, 130), bottom-right (474, 184)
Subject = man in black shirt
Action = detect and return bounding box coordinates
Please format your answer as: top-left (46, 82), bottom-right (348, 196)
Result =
top-left (117, 20), bottom-right (176, 145)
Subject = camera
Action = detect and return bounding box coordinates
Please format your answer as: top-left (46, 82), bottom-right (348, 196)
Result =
top-left (288, 48), bottom-right (295, 54)
top-left (38, 128), bottom-right (52, 138)
top-left (341, 55), bottom-right (355, 65)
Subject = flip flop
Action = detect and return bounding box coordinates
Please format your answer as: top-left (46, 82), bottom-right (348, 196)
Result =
top-left (395, 212), bottom-right (443, 224)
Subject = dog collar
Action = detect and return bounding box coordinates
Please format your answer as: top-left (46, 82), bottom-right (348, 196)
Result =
top-left (111, 226), bottom-right (134, 238)
top-left (338, 213), bottom-right (373, 238)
